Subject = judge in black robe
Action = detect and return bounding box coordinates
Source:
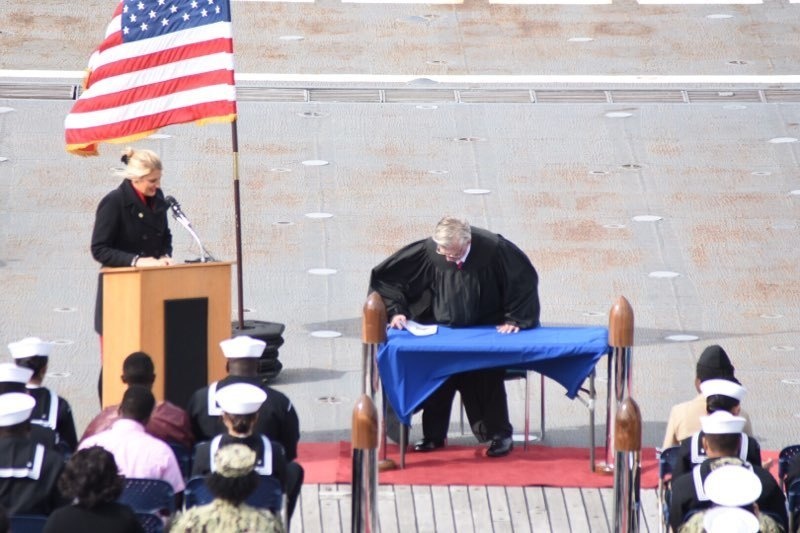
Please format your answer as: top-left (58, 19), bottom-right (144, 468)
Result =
top-left (369, 216), bottom-right (540, 457)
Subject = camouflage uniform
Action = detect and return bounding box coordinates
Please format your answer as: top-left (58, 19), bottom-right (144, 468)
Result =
top-left (169, 499), bottom-right (285, 533)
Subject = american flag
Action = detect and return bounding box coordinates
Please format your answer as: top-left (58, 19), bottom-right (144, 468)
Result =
top-left (65, 0), bottom-right (237, 156)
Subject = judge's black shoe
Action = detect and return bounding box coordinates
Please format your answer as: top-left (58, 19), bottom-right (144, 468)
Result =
top-left (486, 436), bottom-right (513, 458)
top-left (414, 438), bottom-right (445, 452)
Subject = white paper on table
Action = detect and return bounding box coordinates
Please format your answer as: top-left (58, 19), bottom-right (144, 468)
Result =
top-left (405, 320), bottom-right (438, 336)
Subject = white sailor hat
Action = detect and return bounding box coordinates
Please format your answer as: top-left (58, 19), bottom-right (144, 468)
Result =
top-left (219, 336), bottom-right (265, 359)
top-left (704, 464), bottom-right (762, 507)
top-left (215, 383), bottom-right (267, 415)
top-left (702, 506), bottom-right (760, 533)
top-left (700, 378), bottom-right (747, 402)
top-left (0, 363), bottom-right (34, 384)
top-left (700, 410), bottom-right (746, 435)
top-left (8, 337), bottom-right (54, 359)
top-left (0, 392), bottom-right (36, 426)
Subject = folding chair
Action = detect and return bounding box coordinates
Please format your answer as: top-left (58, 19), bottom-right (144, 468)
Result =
top-left (9, 515), bottom-right (47, 533)
top-left (460, 369), bottom-right (546, 450)
top-left (787, 478), bottom-right (800, 533)
top-left (168, 441), bottom-right (192, 480)
top-left (778, 444), bottom-right (800, 491)
top-left (135, 512), bottom-right (165, 533)
top-left (658, 446), bottom-right (681, 533)
top-left (118, 477), bottom-right (176, 516)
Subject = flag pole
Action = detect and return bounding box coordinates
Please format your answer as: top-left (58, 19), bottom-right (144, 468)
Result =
top-left (231, 118), bottom-right (245, 330)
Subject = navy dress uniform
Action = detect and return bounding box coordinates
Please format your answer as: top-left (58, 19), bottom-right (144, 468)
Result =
top-left (672, 380), bottom-right (761, 479)
top-left (669, 413), bottom-right (787, 532)
top-left (187, 336), bottom-right (301, 461)
top-left (191, 383), bottom-right (288, 491)
top-left (678, 465), bottom-right (781, 533)
top-left (9, 337), bottom-right (78, 453)
top-left (0, 364), bottom-right (56, 450)
top-left (0, 392), bottom-right (66, 515)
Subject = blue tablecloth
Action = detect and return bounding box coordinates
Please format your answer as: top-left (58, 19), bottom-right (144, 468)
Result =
top-left (377, 325), bottom-right (610, 425)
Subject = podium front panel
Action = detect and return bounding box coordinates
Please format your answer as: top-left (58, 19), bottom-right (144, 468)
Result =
top-left (164, 298), bottom-right (209, 408)
top-left (101, 262), bottom-right (232, 407)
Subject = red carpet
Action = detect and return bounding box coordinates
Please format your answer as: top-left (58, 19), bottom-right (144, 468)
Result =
top-left (298, 442), bottom-right (781, 488)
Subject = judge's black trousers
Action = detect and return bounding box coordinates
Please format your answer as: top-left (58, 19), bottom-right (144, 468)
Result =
top-left (421, 368), bottom-right (513, 442)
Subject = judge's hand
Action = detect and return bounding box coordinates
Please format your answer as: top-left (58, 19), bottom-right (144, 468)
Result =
top-left (497, 323), bottom-right (520, 334)
top-left (135, 256), bottom-right (172, 267)
top-left (390, 314), bottom-right (407, 330)
top-left (158, 255), bottom-right (174, 266)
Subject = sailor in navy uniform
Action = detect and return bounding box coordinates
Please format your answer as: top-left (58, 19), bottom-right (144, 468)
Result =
top-left (9, 337), bottom-right (78, 453)
top-left (669, 412), bottom-right (786, 532)
top-left (187, 336), bottom-right (300, 460)
top-left (0, 363), bottom-right (56, 450)
top-left (187, 336), bottom-right (303, 520)
top-left (191, 383), bottom-right (296, 523)
top-left (0, 392), bottom-right (66, 515)
top-left (671, 379), bottom-right (762, 479)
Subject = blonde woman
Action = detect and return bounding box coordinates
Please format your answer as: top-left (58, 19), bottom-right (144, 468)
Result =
top-left (90, 148), bottom-right (174, 397)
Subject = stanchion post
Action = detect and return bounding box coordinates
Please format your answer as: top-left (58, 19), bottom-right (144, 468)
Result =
top-left (613, 397), bottom-right (642, 533)
top-left (361, 292), bottom-right (396, 471)
top-left (597, 295), bottom-right (634, 474)
top-left (362, 292), bottom-right (386, 397)
top-left (351, 394), bottom-right (379, 533)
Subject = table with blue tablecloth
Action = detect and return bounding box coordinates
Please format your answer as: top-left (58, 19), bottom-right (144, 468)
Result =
top-left (377, 325), bottom-right (610, 464)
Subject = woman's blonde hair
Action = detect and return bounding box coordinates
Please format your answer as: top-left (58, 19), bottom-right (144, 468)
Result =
top-left (115, 147), bottom-right (162, 179)
top-left (433, 216), bottom-right (471, 247)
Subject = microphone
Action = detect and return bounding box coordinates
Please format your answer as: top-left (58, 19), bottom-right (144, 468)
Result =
top-left (164, 194), bottom-right (216, 262)
top-left (165, 195), bottom-right (191, 226)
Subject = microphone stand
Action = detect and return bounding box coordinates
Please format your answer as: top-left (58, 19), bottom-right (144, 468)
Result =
top-left (170, 212), bottom-right (216, 263)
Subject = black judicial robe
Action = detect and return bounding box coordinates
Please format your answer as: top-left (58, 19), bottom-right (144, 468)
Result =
top-left (669, 457), bottom-right (786, 532)
top-left (187, 376), bottom-right (300, 462)
top-left (369, 226), bottom-right (540, 328)
top-left (0, 435), bottom-right (66, 515)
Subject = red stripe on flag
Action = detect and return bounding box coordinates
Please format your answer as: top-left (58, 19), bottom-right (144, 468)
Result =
top-left (65, 101), bottom-right (236, 146)
top-left (89, 38), bottom-right (233, 85)
top-left (71, 70), bottom-right (234, 114)
top-left (65, 0), bottom-right (237, 155)
top-left (97, 32), bottom-right (124, 54)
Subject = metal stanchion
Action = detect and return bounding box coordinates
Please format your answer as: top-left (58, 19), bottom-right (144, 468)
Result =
top-left (351, 394), bottom-right (379, 533)
top-left (613, 397), bottom-right (642, 533)
top-left (361, 293), bottom-right (396, 472)
top-left (596, 295), bottom-right (634, 474)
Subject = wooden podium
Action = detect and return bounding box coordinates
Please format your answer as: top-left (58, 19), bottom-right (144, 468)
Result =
top-left (101, 261), bottom-right (233, 408)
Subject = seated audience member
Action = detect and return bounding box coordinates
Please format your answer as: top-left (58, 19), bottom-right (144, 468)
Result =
top-left (672, 380), bottom-right (762, 479)
top-left (9, 337), bottom-right (78, 453)
top-left (43, 446), bottom-right (144, 533)
top-left (187, 336), bottom-right (300, 460)
top-left (669, 412), bottom-right (786, 532)
top-left (662, 345), bottom-right (753, 448)
top-left (188, 337), bottom-right (303, 519)
top-left (0, 363), bottom-right (55, 449)
top-left (79, 385), bottom-right (185, 496)
top-left (81, 352), bottom-right (193, 449)
top-left (170, 444), bottom-right (284, 532)
top-left (0, 392), bottom-right (66, 515)
top-left (678, 464), bottom-right (782, 533)
top-left (191, 383), bottom-right (296, 525)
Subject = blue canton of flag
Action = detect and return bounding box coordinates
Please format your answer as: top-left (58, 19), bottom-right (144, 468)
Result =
top-left (121, 0), bottom-right (231, 42)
